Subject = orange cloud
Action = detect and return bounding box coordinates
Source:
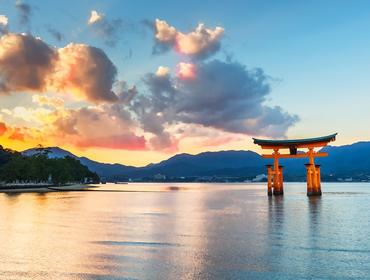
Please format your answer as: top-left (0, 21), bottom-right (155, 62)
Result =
top-left (51, 43), bottom-right (119, 103)
top-left (8, 128), bottom-right (25, 142)
top-left (0, 33), bottom-right (120, 103)
top-left (0, 122), bottom-right (7, 136)
top-left (32, 95), bottom-right (64, 108)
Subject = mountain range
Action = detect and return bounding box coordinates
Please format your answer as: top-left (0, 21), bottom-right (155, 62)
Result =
top-left (22, 141), bottom-right (370, 182)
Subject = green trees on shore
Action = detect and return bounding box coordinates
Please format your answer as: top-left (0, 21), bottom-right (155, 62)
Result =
top-left (0, 145), bottom-right (99, 185)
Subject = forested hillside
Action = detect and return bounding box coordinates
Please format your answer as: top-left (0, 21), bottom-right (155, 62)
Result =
top-left (0, 146), bottom-right (99, 185)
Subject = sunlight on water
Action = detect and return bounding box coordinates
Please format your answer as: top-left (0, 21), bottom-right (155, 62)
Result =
top-left (0, 183), bottom-right (369, 279)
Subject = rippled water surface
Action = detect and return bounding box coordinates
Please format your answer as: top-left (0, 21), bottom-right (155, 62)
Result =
top-left (0, 182), bottom-right (370, 279)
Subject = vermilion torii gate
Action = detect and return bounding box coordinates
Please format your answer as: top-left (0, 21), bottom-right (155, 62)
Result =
top-left (253, 133), bottom-right (337, 196)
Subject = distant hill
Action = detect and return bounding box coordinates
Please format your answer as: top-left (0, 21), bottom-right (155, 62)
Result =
top-left (124, 150), bottom-right (266, 178)
top-left (317, 142), bottom-right (370, 175)
top-left (23, 147), bottom-right (75, 158)
top-left (22, 147), bottom-right (137, 179)
top-left (22, 141), bottom-right (370, 181)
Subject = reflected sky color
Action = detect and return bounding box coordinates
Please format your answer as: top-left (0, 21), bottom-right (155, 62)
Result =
top-left (0, 183), bottom-right (369, 279)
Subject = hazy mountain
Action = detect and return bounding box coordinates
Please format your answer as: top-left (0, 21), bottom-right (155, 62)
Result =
top-left (22, 141), bottom-right (370, 181)
top-left (317, 142), bottom-right (370, 175)
top-left (125, 150), bottom-right (266, 178)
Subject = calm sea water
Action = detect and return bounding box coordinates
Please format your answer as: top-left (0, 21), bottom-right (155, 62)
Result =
top-left (0, 182), bottom-right (369, 280)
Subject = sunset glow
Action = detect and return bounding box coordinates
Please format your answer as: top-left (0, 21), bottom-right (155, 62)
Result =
top-left (0, 1), bottom-right (368, 166)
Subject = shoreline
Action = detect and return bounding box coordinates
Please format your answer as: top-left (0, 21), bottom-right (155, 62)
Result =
top-left (0, 184), bottom-right (95, 193)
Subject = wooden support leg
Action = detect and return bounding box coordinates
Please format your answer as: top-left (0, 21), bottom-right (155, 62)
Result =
top-left (273, 166), bottom-right (284, 196)
top-left (266, 165), bottom-right (272, 196)
top-left (314, 165), bottom-right (322, 196)
top-left (279, 166), bottom-right (283, 188)
top-left (272, 149), bottom-right (283, 196)
top-left (305, 164), bottom-right (314, 196)
top-left (306, 164), bottom-right (322, 196)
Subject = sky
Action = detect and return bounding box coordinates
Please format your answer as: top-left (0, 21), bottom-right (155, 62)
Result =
top-left (0, 0), bottom-right (370, 166)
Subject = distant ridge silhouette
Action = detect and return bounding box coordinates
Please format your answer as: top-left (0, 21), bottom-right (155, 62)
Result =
top-left (22, 141), bottom-right (370, 181)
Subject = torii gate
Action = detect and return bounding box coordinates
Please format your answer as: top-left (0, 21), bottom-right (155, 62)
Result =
top-left (253, 133), bottom-right (337, 196)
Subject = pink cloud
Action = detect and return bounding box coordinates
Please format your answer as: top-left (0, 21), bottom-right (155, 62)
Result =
top-left (176, 62), bottom-right (196, 80)
top-left (52, 106), bottom-right (147, 151)
top-left (75, 134), bottom-right (146, 150)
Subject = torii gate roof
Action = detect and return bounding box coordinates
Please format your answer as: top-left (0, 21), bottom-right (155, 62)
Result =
top-left (253, 133), bottom-right (337, 148)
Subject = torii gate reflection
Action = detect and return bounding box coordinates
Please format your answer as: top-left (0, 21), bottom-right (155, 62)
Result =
top-left (253, 133), bottom-right (337, 196)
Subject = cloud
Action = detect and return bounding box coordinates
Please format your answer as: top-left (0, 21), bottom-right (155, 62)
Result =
top-left (176, 62), bottom-right (196, 80)
top-left (47, 27), bottom-right (64, 42)
top-left (175, 23), bottom-right (224, 58)
top-left (88, 10), bottom-right (103, 25)
top-left (115, 81), bottom-right (138, 104)
top-left (87, 10), bottom-right (123, 47)
top-left (0, 33), bottom-right (56, 93)
top-left (74, 134), bottom-right (146, 150)
top-left (0, 33), bottom-right (120, 103)
top-left (1, 106), bottom-right (54, 125)
top-left (149, 131), bottom-right (178, 152)
top-left (52, 106), bottom-right (146, 150)
top-left (154, 19), bottom-right (177, 43)
top-left (9, 127), bottom-right (25, 141)
top-left (131, 73), bottom-right (178, 151)
top-left (0, 24), bottom-right (297, 153)
top-left (52, 43), bottom-right (119, 102)
top-left (153, 19), bottom-right (224, 59)
top-left (0, 15), bottom-right (8, 34)
top-left (0, 15), bottom-right (7, 26)
top-left (0, 122), bottom-right (7, 136)
top-left (156, 66), bottom-right (170, 77)
top-left (132, 59), bottom-right (298, 149)
top-left (32, 95), bottom-right (64, 108)
top-left (15, 1), bottom-right (31, 28)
